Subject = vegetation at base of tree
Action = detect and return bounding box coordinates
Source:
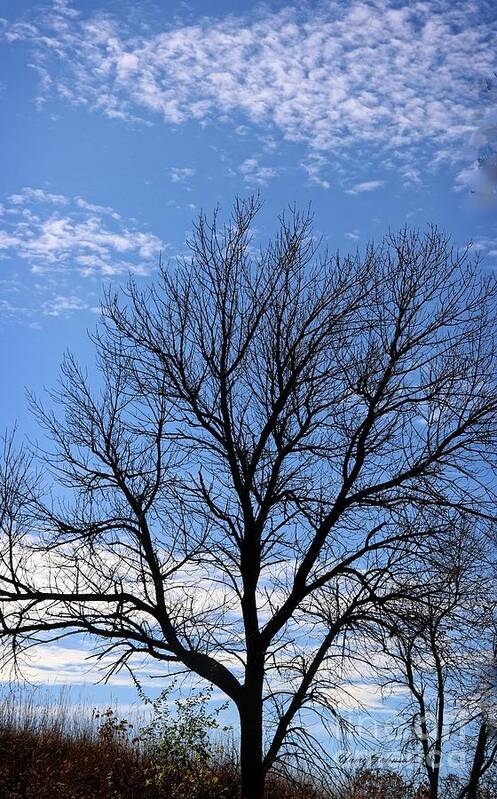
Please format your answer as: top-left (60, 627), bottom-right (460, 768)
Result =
top-left (0, 691), bottom-right (496, 799)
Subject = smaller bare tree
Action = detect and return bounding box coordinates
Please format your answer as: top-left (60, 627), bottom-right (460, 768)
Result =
top-left (377, 531), bottom-right (497, 799)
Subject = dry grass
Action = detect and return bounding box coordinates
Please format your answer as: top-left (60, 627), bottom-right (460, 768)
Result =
top-left (0, 691), bottom-right (330, 799)
top-left (0, 693), bottom-right (145, 799)
top-left (0, 692), bottom-right (488, 799)
top-left (0, 725), bottom-right (335, 799)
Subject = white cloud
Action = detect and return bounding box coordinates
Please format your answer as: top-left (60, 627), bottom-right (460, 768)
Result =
top-left (301, 154), bottom-right (331, 189)
top-left (0, 643), bottom-right (166, 687)
top-left (41, 294), bottom-right (91, 316)
top-left (238, 156), bottom-right (277, 186)
top-left (169, 166), bottom-right (195, 183)
top-left (4, 0), bottom-right (496, 186)
top-left (0, 298), bottom-right (30, 318)
top-left (401, 165), bottom-right (422, 186)
top-left (471, 236), bottom-right (497, 264)
top-left (8, 187), bottom-right (68, 206)
top-left (0, 187), bottom-right (163, 322)
top-left (75, 196), bottom-right (121, 219)
top-left (345, 179), bottom-right (385, 195)
top-left (455, 159), bottom-right (497, 206)
top-left (0, 187), bottom-right (162, 278)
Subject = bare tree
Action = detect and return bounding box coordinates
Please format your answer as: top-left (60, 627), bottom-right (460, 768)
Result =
top-left (376, 532), bottom-right (497, 799)
top-left (2, 197), bottom-right (497, 799)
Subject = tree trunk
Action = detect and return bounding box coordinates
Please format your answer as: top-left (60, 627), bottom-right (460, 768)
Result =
top-left (428, 772), bottom-right (439, 799)
top-left (239, 679), bottom-right (265, 799)
top-left (465, 722), bottom-right (488, 799)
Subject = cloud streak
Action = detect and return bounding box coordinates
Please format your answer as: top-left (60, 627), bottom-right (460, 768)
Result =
top-left (345, 179), bottom-right (385, 195)
top-left (4, 0), bottom-right (497, 185)
top-left (0, 187), bottom-right (162, 322)
top-left (169, 166), bottom-right (195, 184)
top-left (238, 156), bottom-right (278, 186)
top-left (0, 187), bottom-right (162, 278)
top-left (0, 643), bottom-right (167, 687)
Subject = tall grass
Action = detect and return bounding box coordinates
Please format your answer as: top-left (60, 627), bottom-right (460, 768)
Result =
top-left (0, 688), bottom-right (329, 798)
top-left (0, 689), bottom-right (492, 798)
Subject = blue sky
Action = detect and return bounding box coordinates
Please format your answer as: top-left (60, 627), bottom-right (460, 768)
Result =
top-left (0, 0), bottom-right (496, 729)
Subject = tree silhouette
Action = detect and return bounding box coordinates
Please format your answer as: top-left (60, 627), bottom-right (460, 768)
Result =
top-left (2, 197), bottom-right (497, 799)
top-left (376, 530), bottom-right (497, 799)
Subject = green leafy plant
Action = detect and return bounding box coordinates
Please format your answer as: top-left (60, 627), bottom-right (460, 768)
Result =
top-left (138, 683), bottom-right (229, 799)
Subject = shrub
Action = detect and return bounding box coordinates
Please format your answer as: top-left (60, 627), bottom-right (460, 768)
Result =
top-left (138, 683), bottom-right (228, 799)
